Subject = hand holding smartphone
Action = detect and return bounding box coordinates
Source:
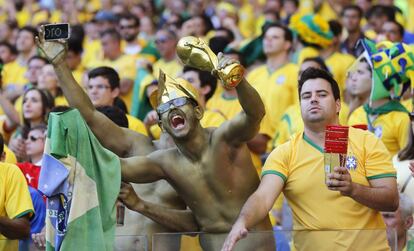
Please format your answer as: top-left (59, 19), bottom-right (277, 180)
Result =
top-left (43, 23), bottom-right (70, 41)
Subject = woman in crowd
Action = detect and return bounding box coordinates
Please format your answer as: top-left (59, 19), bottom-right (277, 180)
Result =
top-left (8, 87), bottom-right (54, 161)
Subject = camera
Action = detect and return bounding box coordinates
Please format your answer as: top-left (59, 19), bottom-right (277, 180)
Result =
top-left (44, 23), bottom-right (70, 41)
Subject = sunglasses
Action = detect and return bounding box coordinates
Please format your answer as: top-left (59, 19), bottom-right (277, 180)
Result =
top-left (28, 135), bottom-right (44, 142)
top-left (156, 97), bottom-right (195, 115)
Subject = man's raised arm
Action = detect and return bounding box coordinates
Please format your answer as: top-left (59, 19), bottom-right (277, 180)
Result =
top-left (35, 25), bottom-right (151, 156)
top-left (119, 182), bottom-right (199, 232)
top-left (216, 54), bottom-right (265, 146)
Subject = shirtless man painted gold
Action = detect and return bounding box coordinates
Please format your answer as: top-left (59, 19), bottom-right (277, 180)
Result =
top-left (36, 26), bottom-right (274, 251)
top-left (35, 28), bottom-right (191, 251)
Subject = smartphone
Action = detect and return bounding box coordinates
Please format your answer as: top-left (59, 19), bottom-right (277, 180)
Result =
top-left (44, 23), bottom-right (70, 41)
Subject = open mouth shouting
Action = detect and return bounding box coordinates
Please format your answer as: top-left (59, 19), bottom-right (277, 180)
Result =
top-left (169, 111), bottom-right (186, 130)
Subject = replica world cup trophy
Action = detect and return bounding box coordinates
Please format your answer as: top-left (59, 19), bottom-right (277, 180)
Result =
top-left (176, 36), bottom-right (245, 89)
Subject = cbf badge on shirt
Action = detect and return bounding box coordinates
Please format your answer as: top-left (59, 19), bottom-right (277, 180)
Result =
top-left (346, 155), bottom-right (358, 170)
top-left (276, 75), bottom-right (286, 85)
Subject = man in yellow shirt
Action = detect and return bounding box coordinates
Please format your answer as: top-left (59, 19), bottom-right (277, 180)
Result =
top-left (246, 23), bottom-right (299, 154)
top-left (152, 29), bottom-right (183, 79)
top-left (86, 29), bottom-right (137, 112)
top-left (0, 134), bottom-right (34, 251)
top-left (2, 26), bottom-right (38, 101)
top-left (223, 68), bottom-right (398, 251)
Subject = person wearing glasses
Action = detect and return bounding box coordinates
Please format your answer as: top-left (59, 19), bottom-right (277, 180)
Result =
top-left (15, 125), bottom-right (47, 250)
top-left (85, 66), bottom-right (147, 137)
top-left (37, 27), bottom-right (274, 250)
top-left (36, 28), bottom-right (190, 251)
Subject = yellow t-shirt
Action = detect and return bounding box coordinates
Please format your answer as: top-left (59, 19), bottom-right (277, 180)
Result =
top-left (325, 52), bottom-right (355, 92)
top-left (247, 63), bottom-right (299, 138)
top-left (152, 58), bottom-right (183, 79)
top-left (402, 99), bottom-right (412, 111)
top-left (262, 127), bottom-right (394, 251)
top-left (2, 61), bottom-right (28, 91)
top-left (82, 39), bottom-right (103, 69)
top-left (206, 93), bottom-right (241, 120)
top-left (348, 106), bottom-right (410, 156)
top-left (297, 47), bottom-right (319, 66)
top-left (4, 145), bottom-right (17, 164)
top-left (126, 114), bottom-right (148, 136)
top-left (272, 102), bottom-right (350, 148)
top-left (0, 162), bottom-right (34, 251)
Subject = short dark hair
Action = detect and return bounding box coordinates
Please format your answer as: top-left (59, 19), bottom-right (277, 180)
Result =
top-left (263, 22), bottom-right (293, 43)
top-left (0, 41), bottom-right (17, 55)
top-left (88, 66), bottom-right (120, 90)
top-left (183, 66), bottom-right (217, 101)
top-left (302, 57), bottom-right (330, 72)
top-left (96, 105), bottom-right (129, 128)
top-left (214, 27), bottom-right (235, 41)
top-left (120, 12), bottom-right (140, 27)
top-left (385, 20), bottom-right (405, 38)
top-left (341, 5), bottom-right (363, 19)
top-left (328, 20), bottom-right (342, 37)
top-left (19, 26), bottom-right (38, 41)
top-left (366, 5), bottom-right (395, 21)
top-left (100, 28), bottom-right (121, 41)
top-left (298, 68), bottom-right (340, 101)
top-left (68, 39), bottom-right (83, 54)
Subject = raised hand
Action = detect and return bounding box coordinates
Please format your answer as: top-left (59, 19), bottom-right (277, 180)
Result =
top-left (118, 182), bottom-right (144, 212)
top-left (35, 25), bottom-right (67, 65)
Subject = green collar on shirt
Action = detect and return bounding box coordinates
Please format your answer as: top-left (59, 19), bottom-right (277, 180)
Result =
top-left (363, 100), bottom-right (409, 115)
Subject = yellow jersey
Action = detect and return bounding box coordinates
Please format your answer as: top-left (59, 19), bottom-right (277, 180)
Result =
top-left (2, 60), bottom-right (28, 90)
top-left (126, 114), bottom-right (148, 136)
top-left (273, 102), bottom-right (350, 148)
top-left (262, 127), bottom-right (394, 251)
top-left (247, 63), bottom-right (299, 138)
top-left (0, 162), bottom-right (34, 251)
top-left (325, 52), bottom-right (355, 92)
top-left (152, 58), bottom-right (183, 79)
top-left (348, 106), bottom-right (409, 156)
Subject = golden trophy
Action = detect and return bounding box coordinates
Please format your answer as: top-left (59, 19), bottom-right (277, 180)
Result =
top-left (176, 36), bottom-right (245, 89)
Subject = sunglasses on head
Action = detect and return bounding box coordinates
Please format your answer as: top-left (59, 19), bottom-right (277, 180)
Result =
top-left (156, 97), bottom-right (195, 115)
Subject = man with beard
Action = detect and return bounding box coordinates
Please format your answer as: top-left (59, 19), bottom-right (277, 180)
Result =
top-left (36, 25), bottom-right (274, 251)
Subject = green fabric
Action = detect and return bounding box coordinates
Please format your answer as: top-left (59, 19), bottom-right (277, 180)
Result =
top-left (303, 133), bottom-right (324, 153)
top-left (47, 109), bottom-right (120, 250)
top-left (363, 100), bottom-right (409, 115)
top-left (362, 39), bottom-right (414, 101)
top-left (141, 42), bottom-right (161, 60)
top-left (131, 68), bottom-right (153, 120)
top-left (237, 21), bottom-right (274, 66)
top-left (261, 170), bottom-right (287, 182)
